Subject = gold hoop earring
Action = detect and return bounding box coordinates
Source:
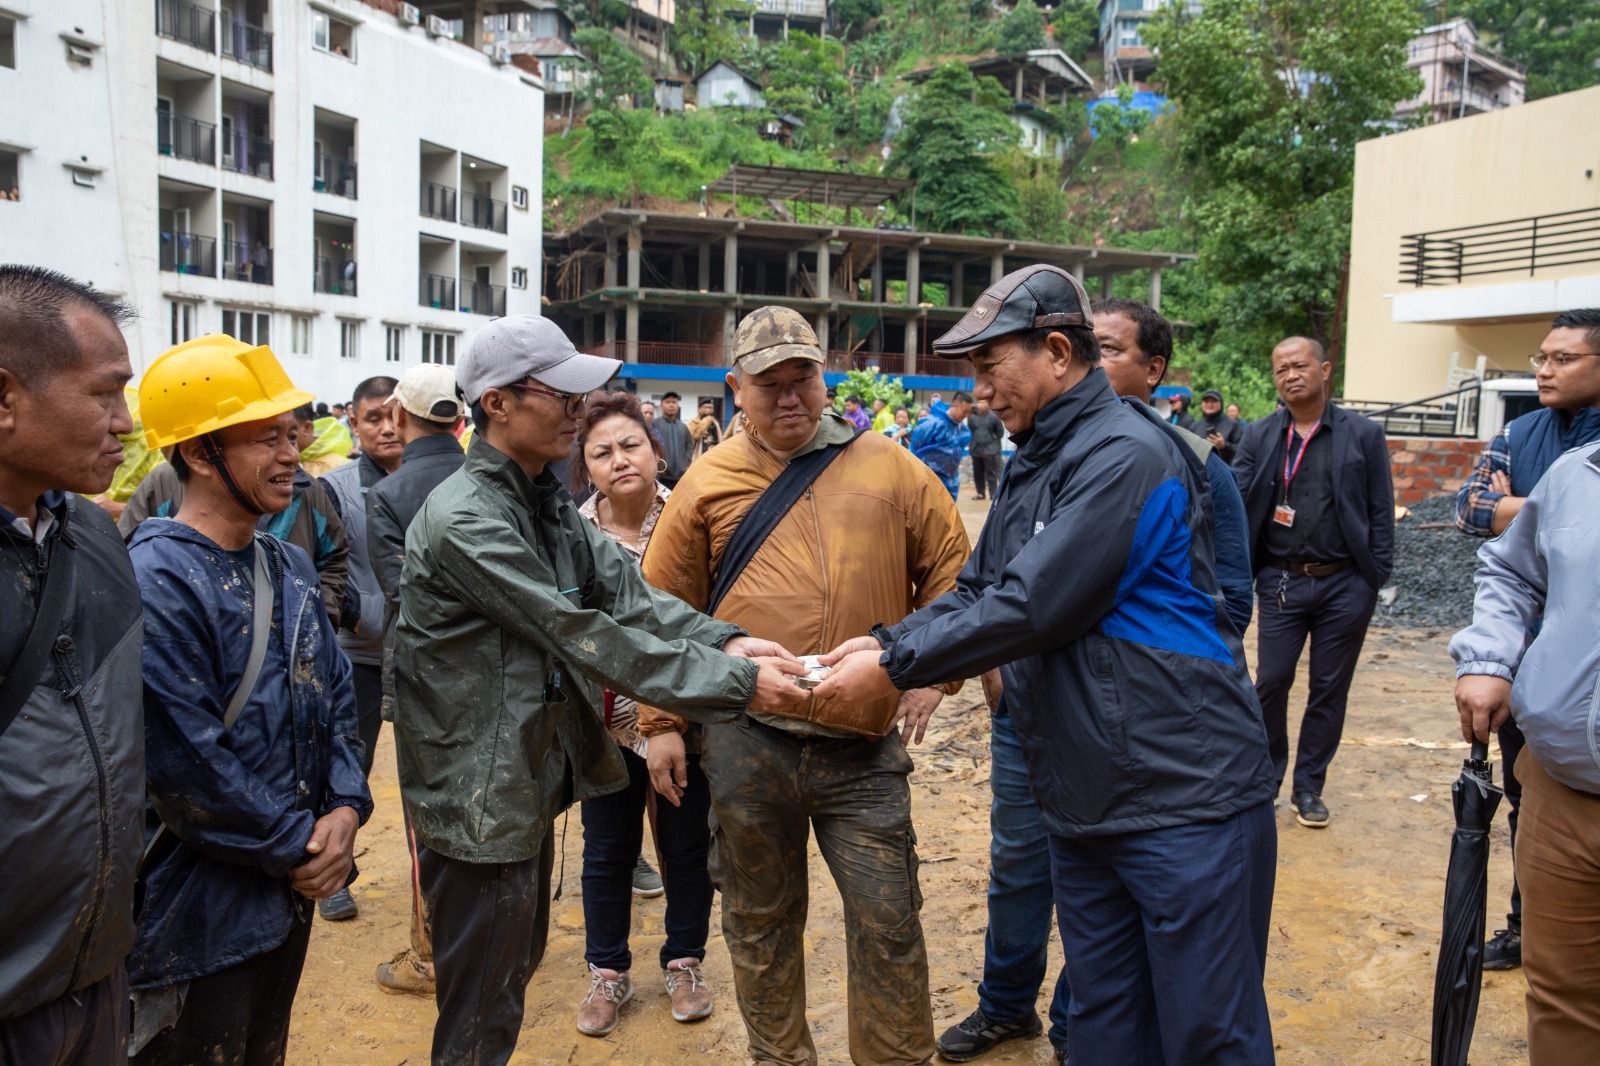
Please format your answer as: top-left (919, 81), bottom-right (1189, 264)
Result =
top-left (656, 458), bottom-right (667, 474)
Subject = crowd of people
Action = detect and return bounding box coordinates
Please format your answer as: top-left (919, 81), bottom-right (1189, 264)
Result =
top-left (3, 256), bottom-right (1600, 1066)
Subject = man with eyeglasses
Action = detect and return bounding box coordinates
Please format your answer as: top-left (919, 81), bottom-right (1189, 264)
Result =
top-left (1452, 306), bottom-right (1600, 973)
top-left (391, 315), bottom-right (810, 1066)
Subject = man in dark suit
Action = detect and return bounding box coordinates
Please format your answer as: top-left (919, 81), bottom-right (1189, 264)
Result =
top-left (1234, 337), bottom-right (1394, 829)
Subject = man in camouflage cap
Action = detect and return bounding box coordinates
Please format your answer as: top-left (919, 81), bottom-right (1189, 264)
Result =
top-left (639, 305), bottom-right (971, 1065)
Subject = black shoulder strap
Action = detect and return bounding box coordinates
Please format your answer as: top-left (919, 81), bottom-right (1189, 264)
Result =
top-left (707, 430), bottom-right (864, 615)
top-left (0, 523), bottom-right (78, 741)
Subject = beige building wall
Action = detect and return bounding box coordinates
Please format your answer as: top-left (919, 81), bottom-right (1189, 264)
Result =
top-left (1345, 85), bottom-right (1600, 405)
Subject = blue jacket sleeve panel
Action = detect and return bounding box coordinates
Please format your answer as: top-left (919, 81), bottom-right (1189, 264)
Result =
top-left (883, 438), bottom-right (1169, 689)
top-left (1206, 451), bottom-right (1255, 635)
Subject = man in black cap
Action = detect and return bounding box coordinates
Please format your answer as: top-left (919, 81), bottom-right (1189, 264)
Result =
top-left (1192, 388), bottom-right (1243, 463)
top-left (817, 265), bottom-right (1277, 1065)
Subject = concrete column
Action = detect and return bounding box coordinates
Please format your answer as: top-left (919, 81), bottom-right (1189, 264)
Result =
top-left (624, 300), bottom-right (639, 363)
top-left (724, 233), bottom-right (738, 294)
top-left (906, 245), bottom-right (921, 306)
top-left (603, 307), bottom-right (617, 357)
top-left (697, 240), bottom-right (711, 291)
top-left (785, 249), bottom-right (798, 295)
top-left (814, 313), bottom-right (830, 352)
top-left (904, 316), bottom-right (918, 374)
top-left (1148, 267), bottom-right (1162, 313)
top-left (951, 261), bottom-right (964, 306)
top-left (815, 241), bottom-right (830, 300)
top-left (1071, 261), bottom-right (1085, 283)
top-left (722, 307), bottom-right (737, 355)
top-left (625, 225), bottom-right (641, 290)
top-left (1101, 273), bottom-right (1113, 299)
top-left (581, 314), bottom-right (594, 349)
top-left (870, 256), bottom-right (884, 302)
top-left (990, 252), bottom-right (1005, 284)
top-left (603, 234), bottom-right (617, 288)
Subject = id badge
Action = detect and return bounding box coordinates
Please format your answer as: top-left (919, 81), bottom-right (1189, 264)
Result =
top-left (1273, 504), bottom-right (1296, 528)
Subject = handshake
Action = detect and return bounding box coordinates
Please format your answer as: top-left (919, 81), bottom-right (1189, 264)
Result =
top-left (724, 632), bottom-right (930, 733)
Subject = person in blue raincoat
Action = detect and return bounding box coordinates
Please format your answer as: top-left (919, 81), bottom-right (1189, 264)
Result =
top-left (910, 392), bottom-right (973, 499)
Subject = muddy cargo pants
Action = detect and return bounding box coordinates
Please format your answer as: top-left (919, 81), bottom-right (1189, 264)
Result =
top-left (702, 716), bottom-right (935, 1065)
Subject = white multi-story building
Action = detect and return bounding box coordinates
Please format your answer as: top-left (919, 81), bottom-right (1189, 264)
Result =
top-left (0, 0), bottom-right (545, 403)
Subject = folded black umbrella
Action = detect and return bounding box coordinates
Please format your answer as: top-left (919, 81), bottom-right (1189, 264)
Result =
top-left (1431, 739), bottom-right (1503, 1066)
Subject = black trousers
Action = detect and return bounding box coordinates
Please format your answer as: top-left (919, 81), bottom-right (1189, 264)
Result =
top-left (133, 918), bottom-right (313, 1066)
top-left (581, 748), bottom-right (713, 972)
top-left (970, 453), bottom-right (1002, 498)
top-left (350, 662), bottom-right (384, 779)
top-left (1499, 717), bottom-right (1525, 930)
top-left (419, 831), bottom-right (555, 1066)
top-left (0, 966), bottom-right (128, 1066)
top-left (1252, 565), bottom-right (1378, 797)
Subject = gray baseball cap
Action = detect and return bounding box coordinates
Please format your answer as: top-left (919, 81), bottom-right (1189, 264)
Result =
top-left (456, 315), bottom-right (621, 405)
top-left (932, 264), bottom-right (1093, 355)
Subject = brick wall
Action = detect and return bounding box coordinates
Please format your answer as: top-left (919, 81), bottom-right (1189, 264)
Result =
top-left (1388, 437), bottom-right (1481, 505)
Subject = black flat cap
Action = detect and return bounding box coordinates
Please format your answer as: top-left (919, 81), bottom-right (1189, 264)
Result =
top-left (1202, 388), bottom-right (1223, 402)
top-left (932, 264), bottom-right (1093, 355)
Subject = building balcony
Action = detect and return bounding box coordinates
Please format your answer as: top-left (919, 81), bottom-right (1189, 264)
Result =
top-left (460, 191), bottom-right (508, 234)
top-left (221, 240), bottom-right (272, 283)
top-left (752, 0), bottom-right (826, 17)
top-left (420, 180), bottom-right (457, 222)
top-left (314, 154), bottom-right (357, 198)
top-left (159, 232), bottom-right (216, 277)
top-left (580, 341), bottom-right (974, 378)
top-left (462, 281), bottom-right (507, 316)
top-left (420, 272), bottom-right (456, 310)
top-left (221, 131), bottom-right (273, 179)
top-left (155, 0), bottom-right (215, 53)
top-left (221, 19), bottom-right (273, 72)
top-left (158, 111), bottom-right (217, 166)
top-left (314, 257), bottom-right (358, 296)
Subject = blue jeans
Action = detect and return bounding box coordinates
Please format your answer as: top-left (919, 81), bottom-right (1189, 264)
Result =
top-left (1048, 801), bottom-right (1277, 1066)
top-left (976, 712), bottom-right (1071, 1049)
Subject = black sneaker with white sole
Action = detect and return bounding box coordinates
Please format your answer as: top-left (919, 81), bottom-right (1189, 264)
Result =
top-left (935, 1007), bottom-right (1042, 1062)
top-left (1483, 927), bottom-right (1521, 970)
top-left (1292, 791), bottom-right (1329, 828)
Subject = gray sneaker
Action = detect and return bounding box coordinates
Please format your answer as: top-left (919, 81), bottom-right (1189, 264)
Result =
top-left (632, 856), bottom-right (664, 897)
top-left (576, 965), bottom-right (633, 1036)
top-left (318, 888), bottom-right (358, 921)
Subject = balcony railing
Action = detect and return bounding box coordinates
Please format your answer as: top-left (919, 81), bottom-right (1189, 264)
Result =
top-left (159, 232), bottom-right (216, 277)
top-left (314, 154), bottom-right (358, 198)
top-left (753, 0), bottom-right (827, 17)
top-left (158, 111), bottom-right (216, 165)
top-left (314, 257), bottom-right (358, 296)
top-left (1340, 381), bottom-right (1483, 439)
top-left (221, 19), bottom-right (273, 71)
top-left (420, 180), bottom-right (457, 221)
top-left (221, 131), bottom-right (273, 179)
top-left (221, 240), bottom-right (273, 284)
top-left (460, 191), bottom-right (508, 233)
top-left (462, 281), bottom-right (507, 316)
top-left (155, 0), bottom-right (215, 52)
top-left (577, 341), bottom-right (976, 379)
top-left (420, 272), bottom-right (456, 310)
top-left (1400, 206), bottom-right (1600, 286)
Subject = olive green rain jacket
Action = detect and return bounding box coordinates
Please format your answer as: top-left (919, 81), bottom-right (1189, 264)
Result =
top-left (393, 436), bottom-right (757, 864)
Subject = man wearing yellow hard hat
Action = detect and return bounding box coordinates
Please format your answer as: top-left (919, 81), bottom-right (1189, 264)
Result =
top-left (124, 334), bottom-right (373, 1065)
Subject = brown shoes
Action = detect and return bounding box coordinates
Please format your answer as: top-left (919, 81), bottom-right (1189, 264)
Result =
top-left (374, 948), bottom-right (435, 997)
top-left (576, 965), bottom-right (633, 1036)
top-left (664, 957), bottom-right (713, 1022)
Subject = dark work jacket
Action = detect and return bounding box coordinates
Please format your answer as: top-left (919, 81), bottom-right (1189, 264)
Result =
top-left (1190, 411), bottom-right (1243, 463)
top-left (126, 522), bottom-right (372, 989)
top-left (0, 497), bottom-right (145, 1019)
top-left (367, 434), bottom-right (466, 632)
top-left (1232, 402), bottom-right (1395, 591)
top-left (881, 372), bottom-right (1274, 838)
top-left (1507, 405), bottom-right (1600, 496)
top-left (656, 415), bottom-right (694, 482)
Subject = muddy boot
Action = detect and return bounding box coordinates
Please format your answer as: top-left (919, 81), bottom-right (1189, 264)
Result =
top-left (663, 958), bottom-right (713, 1022)
top-left (576, 965), bottom-right (632, 1037)
top-left (375, 948), bottom-right (436, 997)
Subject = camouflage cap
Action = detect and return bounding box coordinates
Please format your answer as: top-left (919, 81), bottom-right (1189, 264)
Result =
top-left (932, 264), bottom-right (1093, 355)
top-left (731, 306), bottom-right (825, 375)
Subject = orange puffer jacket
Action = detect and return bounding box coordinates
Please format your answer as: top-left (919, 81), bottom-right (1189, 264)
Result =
top-left (640, 416), bottom-right (971, 737)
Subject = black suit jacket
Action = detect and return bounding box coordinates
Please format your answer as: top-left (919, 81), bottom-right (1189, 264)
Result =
top-left (1232, 402), bottom-right (1395, 591)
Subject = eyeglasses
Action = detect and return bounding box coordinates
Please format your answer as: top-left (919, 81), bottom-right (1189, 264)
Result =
top-left (502, 381), bottom-right (588, 416)
top-left (1529, 351), bottom-right (1600, 371)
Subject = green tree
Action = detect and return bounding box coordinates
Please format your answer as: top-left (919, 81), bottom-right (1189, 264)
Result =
top-left (672, 0), bottom-right (750, 77)
top-left (996, 0), bottom-right (1048, 55)
top-left (756, 33), bottom-right (852, 149)
top-left (1088, 83), bottom-right (1153, 163)
top-left (835, 368), bottom-right (913, 410)
top-left (1447, 1), bottom-right (1600, 100)
top-left (1146, 0), bottom-right (1422, 362)
top-left (1051, 0), bottom-right (1101, 59)
top-left (833, 0), bottom-right (886, 37)
top-left (573, 28), bottom-right (653, 114)
top-left (889, 62), bottom-right (1024, 236)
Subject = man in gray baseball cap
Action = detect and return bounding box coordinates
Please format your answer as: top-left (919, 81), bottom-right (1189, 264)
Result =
top-left (390, 314), bottom-right (810, 1066)
top-left (818, 264), bottom-right (1277, 1064)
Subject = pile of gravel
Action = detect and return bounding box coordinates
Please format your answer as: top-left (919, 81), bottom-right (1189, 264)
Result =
top-left (1370, 493), bottom-right (1487, 631)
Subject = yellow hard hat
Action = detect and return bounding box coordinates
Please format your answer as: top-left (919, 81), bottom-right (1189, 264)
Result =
top-left (139, 334), bottom-right (315, 450)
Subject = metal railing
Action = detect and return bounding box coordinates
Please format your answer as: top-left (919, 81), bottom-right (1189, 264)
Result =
top-left (420, 272), bottom-right (456, 309)
top-left (221, 19), bottom-right (273, 71)
top-left (585, 341), bottom-right (724, 365)
top-left (752, 0), bottom-right (827, 17)
top-left (221, 131), bottom-right (274, 179)
top-left (826, 349), bottom-right (974, 378)
top-left (158, 111), bottom-right (216, 165)
top-left (313, 154), bottom-right (358, 198)
top-left (1400, 206), bottom-right (1600, 287)
top-left (221, 240), bottom-right (273, 283)
top-left (420, 180), bottom-right (457, 221)
top-left (155, 0), bottom-right (214, 52)
top-left (1340, 381), bottom-right (1482, 439)
top-left (159, 232), bottom-right (216, 276)
top-left (314, 257), bottom-right (358, 296)
top-left (460, 191), bottom-right (508, 233)
top-left (462, 281), bottom-right (507, 316)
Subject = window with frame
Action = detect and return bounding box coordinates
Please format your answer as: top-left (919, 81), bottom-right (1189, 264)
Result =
top-left (385, 325), bottom-right (404, 363)
top-left (339, 319), bottom-right (360, 360)
top-left (291, 315), bottom-right (311, 355)
top-left (0, 16), bottom-right (16, 70)
top-left (421, 330), bottom-right (456, 366)
top-left (312, 12), bottom-right (355, 59)
top-left (222, 308), bottom-right (271, 346)
top-left (510, 266), bottom-right (528, 290)
top-left (511, 185), bottom-right (528, 210)
top-left (0, 149), bottom-right (18, 201)
top-left (169, 300), bottom-right (197, 345)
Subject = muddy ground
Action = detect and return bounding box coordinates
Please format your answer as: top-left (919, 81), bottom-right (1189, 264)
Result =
top-left (288, 497), bottom-right (1529, 1065)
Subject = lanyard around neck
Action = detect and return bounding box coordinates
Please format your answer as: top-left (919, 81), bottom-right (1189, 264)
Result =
top-left (1282, 420), bottom-right (1322, 497)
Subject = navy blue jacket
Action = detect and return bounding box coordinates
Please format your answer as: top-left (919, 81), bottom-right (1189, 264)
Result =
top-left (1233, 402), bottom-right (1395, 591)
top-left (126, 520), bottom-right (372, 990)
top-left (1204, 443), bottom-right (1254, 635)
top-left (882, 371), bottom-right (1274, 837)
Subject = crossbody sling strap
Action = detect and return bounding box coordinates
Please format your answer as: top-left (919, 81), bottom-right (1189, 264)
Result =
top-left (707, 429), bottom-right (864, 615)
top-left (0, 525), bottom-right (78, 742)
top-left (140, 538), bottom-right (276, 868)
